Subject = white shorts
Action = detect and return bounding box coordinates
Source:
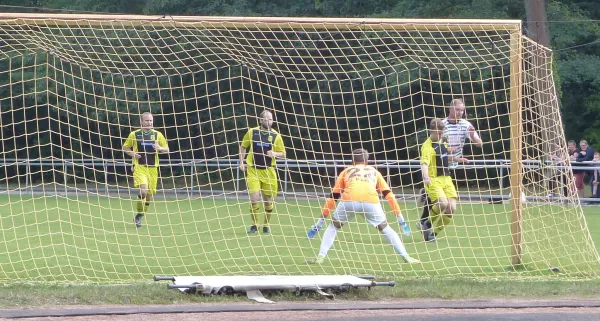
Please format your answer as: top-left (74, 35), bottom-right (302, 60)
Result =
top-left (332, 201), bottom-right (387, 227)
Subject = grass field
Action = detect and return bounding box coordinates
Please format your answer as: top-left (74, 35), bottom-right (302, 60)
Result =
top-left (0, 194), bottom-right (598, 283)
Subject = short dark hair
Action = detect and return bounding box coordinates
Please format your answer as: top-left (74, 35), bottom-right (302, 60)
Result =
top-left (429, 118), bottom-right (445, 130)
top-left (567, 140), bottom-right (576, 145)
top-left (352, 149), bottom-right (369, 164)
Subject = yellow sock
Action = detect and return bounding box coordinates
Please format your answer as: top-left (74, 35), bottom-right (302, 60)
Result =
top-left (434, 215), bottom-right (453, 235)
top-left (136, 195), bottom-right (146, 213)
top-left (143, 202), bottom-right (150, 214)
top-left (264, 204), bottom-right (274, 227)
top-left (251, 204), bottom-right (260, 226)
top-left (429, 205), bottom-right (441, 227)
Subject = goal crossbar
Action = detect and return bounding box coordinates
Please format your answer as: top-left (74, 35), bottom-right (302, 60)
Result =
top-left (0, 13), bottom-right (521, 31)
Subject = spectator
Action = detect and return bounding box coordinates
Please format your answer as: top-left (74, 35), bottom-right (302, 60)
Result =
top-left (549, 144), bottom-right (574, 198)
top-left (568, 140), bottom-right (584, 198)
top-left (575, 140), bottom-right (595, 198)
top-left (593, 151), bottom-right (600, 198)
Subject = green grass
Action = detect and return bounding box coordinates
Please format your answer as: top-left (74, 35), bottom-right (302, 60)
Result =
top-left (0, 194), bottom-right (598, 282)
top-left (0, 194), bottom-right (600, 305)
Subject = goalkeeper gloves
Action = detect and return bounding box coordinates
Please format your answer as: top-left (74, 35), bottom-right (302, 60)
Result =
top-left (398, 216), bottom-right (411, 237)
top-left (307, 217), bottom-right (326, 239)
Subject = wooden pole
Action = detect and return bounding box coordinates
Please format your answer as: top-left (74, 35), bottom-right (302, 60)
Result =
top-left (0, 13), bottom-right (521, 31)
top-left (509, 27), bottom-right (524, 266)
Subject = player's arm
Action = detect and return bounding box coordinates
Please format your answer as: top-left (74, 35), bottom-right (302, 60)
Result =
top-left (420, 145), bottom-right (432, 186)
top-left (153, 132), bottom-right (169, 154)
top-left (377, 172), bottom-right (410, 236)
top-left (467, 121), bottom-right (483, 147)
top-left (239, 129), bottom-right (252, 170)
top-left (449, 155), bottom-right (469, 164)
top-left (307, 170), bottom-right (345, 239)
top-left (321, 172), bottom-right (345, 218)
top-left (123, 132), bottom-right (139, 159)
top-left (267, 133), bottom-right (286, 158)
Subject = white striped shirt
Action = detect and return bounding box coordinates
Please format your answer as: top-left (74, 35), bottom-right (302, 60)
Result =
top-left (442, 118), bottom-right (476, 168)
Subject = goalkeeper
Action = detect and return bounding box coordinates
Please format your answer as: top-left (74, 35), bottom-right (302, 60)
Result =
top-left (306, 149), bottom-right (419, 265)
top-left (123, 112), bottom-right (169, 228)
top-left (239, 110), bottom-right (286, 234)
top-left (420, 119), bottom-right (468, 242)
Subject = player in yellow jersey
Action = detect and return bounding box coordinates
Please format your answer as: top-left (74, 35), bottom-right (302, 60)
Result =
top-left (123, 112), bottom-right (169, 228)
top-left (306, 149), bottom-right (419, 264)
top-left (239, 110), bottom-right (286, 234)
top-left (420, 118), bottom-right (468, 242)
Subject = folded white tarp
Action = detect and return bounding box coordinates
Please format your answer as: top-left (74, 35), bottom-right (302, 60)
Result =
top-left (155, 275), bottom-right (394, 303)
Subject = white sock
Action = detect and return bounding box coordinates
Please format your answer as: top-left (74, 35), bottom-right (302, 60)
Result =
top-left (381, 225), bottom-right (408, 257)
top-left (315, 218), bottom-right (325, 230)
top-left (318, 224), bottom-right (338, 257)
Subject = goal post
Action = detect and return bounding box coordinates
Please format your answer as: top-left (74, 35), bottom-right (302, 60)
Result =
top-left (509, 27), bottom-right (523, 266)
top-left (0, 14), bottom-right (597, 282)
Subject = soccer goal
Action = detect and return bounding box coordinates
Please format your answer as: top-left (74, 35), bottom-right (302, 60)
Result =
top-left (0, 13), bottom-right (597, 282)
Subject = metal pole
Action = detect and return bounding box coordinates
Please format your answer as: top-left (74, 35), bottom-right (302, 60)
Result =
top-left (25, 159), bottom-right (30, 194)
top-left (64, 162), bottom-right (68, 195)
top-left (236, 159), bottom-right (240, 193)
top-left (283, 158), bottom-right (288, 198)
top-left (190, 163), bottom-right (195, 197)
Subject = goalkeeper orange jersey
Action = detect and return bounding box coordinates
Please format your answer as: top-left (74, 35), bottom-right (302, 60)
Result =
top-left (332, 164), bottom-right (391, 203)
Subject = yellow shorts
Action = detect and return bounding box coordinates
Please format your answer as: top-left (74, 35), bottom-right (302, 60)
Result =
top-left (246, 166), bottom-right (278, 197)
top-left (425, 176), bottom-right (457, 202)
top-left (133, 166), bottom-right (159, 195)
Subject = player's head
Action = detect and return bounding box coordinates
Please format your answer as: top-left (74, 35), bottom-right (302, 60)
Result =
top-left (351, 148), bottom-right (369, 165)
top-left (567, 140), bottom-right (577, 151)
top-left (580, 139), bottom-right (589, 151)
top-left (447, 98), bottom-right (465, 120)
top-left (140, 112), bottom-right (153, 130)
top-left (259, 110), bottom-right (274, 130)
top-left (428, 118), bottom-right (445, 141)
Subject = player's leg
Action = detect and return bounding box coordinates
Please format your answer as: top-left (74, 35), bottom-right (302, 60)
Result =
top-left (417, 188), bottom-right (432, 231)
top-left (133, 166), bottom-right (150, 228)
top-left (260, 167), bottom-right (278, 234)
top-left (366, 203), bottom-right (419, 263)
top-left (261, 194), bottom-right (274, 234)
top-left (307, 202), bottom-right (351, 264)
top-left (423, 179), bottom-right (446, 242)
top-left (433, 177), bottom-right (457, 237)
top-left (246, 167), bottom-right (261, 233)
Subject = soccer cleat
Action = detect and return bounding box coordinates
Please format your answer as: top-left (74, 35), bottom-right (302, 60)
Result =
top-left (416, 221), bottom-right (424, 231)
top-left (402, 256), bottom-right (421, 264)
top-left (247, 225), bottom-right (258, 234)
top-left (306, 226), bottom-right (319, 239)
top-left (134, 213), bottom-right (144, 228)
top-left (421, 225), bottom-right (433, 242)
top-left (399, 221), bottom-right (411, 237)
top-left (426, 232), bottom-right (437, 242)
top-left (262, 226), bottom-right (271, 234)
top-left (306, 255), bottom-right (325, 265)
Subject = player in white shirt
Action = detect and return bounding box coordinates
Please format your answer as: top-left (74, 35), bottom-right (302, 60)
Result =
top-left (418, 99), bottom-right (483, 241)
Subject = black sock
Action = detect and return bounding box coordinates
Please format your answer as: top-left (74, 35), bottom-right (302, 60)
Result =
top-left (420, 198), bottom-right (431, 221)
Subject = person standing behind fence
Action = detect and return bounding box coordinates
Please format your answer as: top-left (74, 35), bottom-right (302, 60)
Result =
top-left (123, 112), bottom-right (169, 228)
top-left (239, 110), bottom-right (286, 234)
top-left (575, 140), bottom-right (595, 198)
top-left (592, 151), bottom-right (600, 198)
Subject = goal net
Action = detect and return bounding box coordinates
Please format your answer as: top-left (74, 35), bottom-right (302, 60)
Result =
top-left (0, 14), bottom-right (597, 282)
